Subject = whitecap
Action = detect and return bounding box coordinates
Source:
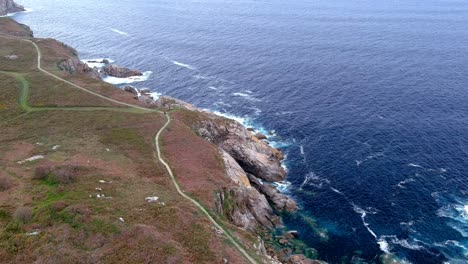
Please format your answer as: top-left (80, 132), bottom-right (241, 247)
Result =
top-left (330, 187), bottom-right (343, 195)
top-left (102, 71), bottom-right (152, 84)
top-left (171, 61), bottom-right (195, 70)
top-left (274, 181), bottom-right (291, 192)
top-left (193, 74), bottom-right (209, 80)
top-left (81, 58), bottom-right (114, 69)
top-left (355, 160), bottom-right (363, 166)
top-left (1, 8), bottom-right (33, 17)
top-left (300, 145), bottom-right (305, 155)
top-left (150, 92), bottom-right (162, 100)
top-left (232, 92), bottom-right (261, 101)
top-left (110, 28), bottom-right (130, 36)
top-left (408, 163), bottom-right (424, 168)
top-left (299, 172), bottom-right (330, 190)
top-left (397, 177), bottom-right (416, 188)
top-left (208, 86), bottom-right (218, 90)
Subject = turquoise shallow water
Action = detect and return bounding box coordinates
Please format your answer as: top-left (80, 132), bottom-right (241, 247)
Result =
top-left (12, 0), bottom-right (468, 262)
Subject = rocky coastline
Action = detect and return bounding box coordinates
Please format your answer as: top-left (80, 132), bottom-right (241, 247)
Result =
top-left (0, 0), bottom-right (24, 16)
top-left (4, 14), bottom-right (321, 263)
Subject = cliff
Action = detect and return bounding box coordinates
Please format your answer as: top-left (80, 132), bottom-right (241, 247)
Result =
top-left (0, 0), bottom-right (24, 16)
top-left (156, 96), bottom-right (298, 229)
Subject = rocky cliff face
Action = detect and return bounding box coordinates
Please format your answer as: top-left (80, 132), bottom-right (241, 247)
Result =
top-left (0, 0), bottom-right (25, 16)
top-left (102, 64), bottom-right (143, 78)
top-left (156, 96), bottom-right (297, 231)
top-left (56, 43), bottom-right (101, 79)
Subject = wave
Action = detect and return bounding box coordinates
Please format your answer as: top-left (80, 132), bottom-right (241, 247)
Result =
top-left (208, 86), bottom-right (218, 90)
top-left (397, 177), bottom-right (416, 188)
top-left (408, 163), bottom-right (424, 168)
top-left (102, 71), bottom-right (152, 84)
top-left (171, 60), bottom-right (195, 70)
top-left (330, 187), bottom-right (343, 195)
top-left (193, 74), bottom-right (209, 80)
top-left (110, 28), bottom-right (130, 36)
top-left (150, 92), bottom-right (162, 100)
top-left (352, 204), bottom-right (391, 253)
top-left (274, 181), bottom-right (292, 192)
top-left (1, 8), bottom-right (33, 17)
top-left (299, 172), bottom-right (330, 190)
top-left (81, 58), bottom-right (114, 68)
top-left (232, 92), bottom-right (261, 101)
top-left (355, 152), bottom-right (385, 166)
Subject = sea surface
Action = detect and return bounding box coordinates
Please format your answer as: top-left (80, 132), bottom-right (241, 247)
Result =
top-left (11, 0), bottom-right (468, 263)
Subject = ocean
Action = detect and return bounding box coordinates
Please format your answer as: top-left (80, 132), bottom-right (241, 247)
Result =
top-left (11, 0), bottom-right (468, 263)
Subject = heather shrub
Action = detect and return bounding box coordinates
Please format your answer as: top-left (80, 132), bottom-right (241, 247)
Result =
top-left (33, 166), bottom-right (51, 180)
top-left (33, 165), bottom-right (83, 184)
top-left (13, 206), bottom-right (33, 223)
top-left (0, 175), bottom-right (12, 191)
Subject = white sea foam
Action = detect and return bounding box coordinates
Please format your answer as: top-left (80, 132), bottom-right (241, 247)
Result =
top-left (110, 28), bottom-right (130, 36)
top-left (150, 92), bottom-right (162, 100)
top-left (103, 71), bottom-right (152, 84)
top-left (397, 177), bottom-right (416, 188)
top-left (171, 61), bottom-right (195, 70)
top-left (300, 145), bottom-right (305, 155)
top-left (299, 172), bottom-right (330, 190)
top-left (193, 74), bottom-right (209, 80)
top-left (81, 58), bottom-right (114, 68)
top-left (1, 8), bottom-right (33, 17)
top-left (208, 86), bottom-right (218, 90)
top-left (274, 181), bottom-right (292, 192)
top-left (352, 204), bottom-right (392, 253)
top-left (355, 160), bottom-right (363, 166)
top-left (408, 163), bottom-right (424, 168)
top-left (232, 92), bottom-right (261, 101)
top-left (330, 187), bottom-right (343, 195)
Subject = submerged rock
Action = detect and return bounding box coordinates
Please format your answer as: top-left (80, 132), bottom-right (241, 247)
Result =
top-left (102, 64), bottom-right (142, 78)
top-left (0, 0), bottom-right (25, 16)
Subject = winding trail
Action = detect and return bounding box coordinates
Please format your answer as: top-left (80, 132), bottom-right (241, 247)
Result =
top-left (0, 35), bottom-right (258, 264)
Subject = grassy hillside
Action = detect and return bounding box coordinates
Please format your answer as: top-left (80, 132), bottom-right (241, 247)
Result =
top-left (0, 17), bottom-right (260, 264)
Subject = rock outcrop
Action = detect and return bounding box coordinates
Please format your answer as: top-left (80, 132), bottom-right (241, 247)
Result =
top-left (248, 174), bottom-right (298, 212)
top-left (196, 117), bottom-right (286, 183)
top-left (216, 150), bottom-right (281, 230)
top-left (102, 64), bottom-right (142, 78)
top-left (58, 58), bottom-right (101, 79)
top-left (0, 0), bottom-right (24, 16)
top-left (156, 96), bottom-right (297, 232)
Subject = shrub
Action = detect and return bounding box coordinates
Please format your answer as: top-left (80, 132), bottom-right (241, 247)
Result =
top-left (33, 166), bottom-right (51, 180)
top-left (13, 206), bottom-right (33, 223)
top-left (34, 165), bottom-right (82, 184)
top-left (0, 175), bottom-right (12, 191)
top-left (48, 166), bottom-right (77, 184)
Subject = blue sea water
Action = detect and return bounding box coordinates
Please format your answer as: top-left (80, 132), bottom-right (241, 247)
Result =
top-left (11, 0), bottom-right (468, 263)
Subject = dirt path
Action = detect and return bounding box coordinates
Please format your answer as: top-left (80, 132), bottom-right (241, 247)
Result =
top-left (155, 113), bottom-right (258, 264)
top-left (0, 35), bottom-right (258, 264)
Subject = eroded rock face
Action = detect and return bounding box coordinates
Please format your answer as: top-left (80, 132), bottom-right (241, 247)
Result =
top-left (217, 149), bottom-right (281, 230)
top-left (248, 174), bottom-right (298, 212)
top-left (197, 118), bottom-right (286, 182)
top-left (0, 0), bottom-right (25, 16)
top-left (58, 58), bottom-right (101, 79)
top-left (102, 64), bottom-right (142, 78)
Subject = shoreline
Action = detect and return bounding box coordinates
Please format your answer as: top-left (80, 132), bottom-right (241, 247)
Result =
top-left (3, 9), bottom-right (312, 256)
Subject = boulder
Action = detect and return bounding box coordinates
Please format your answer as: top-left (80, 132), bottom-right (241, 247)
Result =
top-left (0, 0), bottom-right (25, 16)
top-left (58, 58), bottom-right (101, 79)
top-left (255, 133), bottom-right (268, 140)
top-left (102, 64), bottom-right (142, 78)
top-left (289, 254), bottom-right (314, 264)
top-left (248, 174), bottom-right (298, 212)
top-left (123, 86), bottom-right (138, 95)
